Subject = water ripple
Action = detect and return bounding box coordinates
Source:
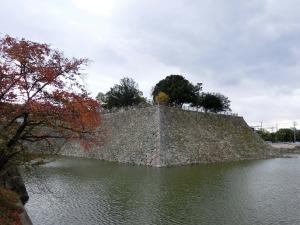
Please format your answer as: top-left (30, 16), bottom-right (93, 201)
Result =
top-left (23, 156), bottom-right (300, 225)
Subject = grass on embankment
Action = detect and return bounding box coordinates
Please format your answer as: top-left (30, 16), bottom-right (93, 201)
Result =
top-left (0, 187), bottom-right (23, 225)
top-left (0, 152), bottom-right (50, 225)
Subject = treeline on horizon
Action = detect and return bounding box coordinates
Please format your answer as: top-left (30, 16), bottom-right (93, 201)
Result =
top-left (96, 75), bottom-right (231, 113)
top-left (256, 128), bottom-right (300, 143)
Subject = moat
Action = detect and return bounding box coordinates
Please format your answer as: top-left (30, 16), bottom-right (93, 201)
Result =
top-left (22, 156), bottom-right (300, 225)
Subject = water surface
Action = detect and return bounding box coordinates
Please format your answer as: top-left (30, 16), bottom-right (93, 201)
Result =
top-left (23, 156), bottom-right (300, 225)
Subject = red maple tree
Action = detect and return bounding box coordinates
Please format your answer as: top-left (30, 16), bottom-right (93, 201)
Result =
top-left (0, 35), bottom-right (101, 172)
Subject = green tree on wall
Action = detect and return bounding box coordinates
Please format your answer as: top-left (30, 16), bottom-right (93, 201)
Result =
top-left (194, 92), bottom-right (231, 113)
top-left (152, 75), bottom-right (202, 106)
top-left (97, 77), bottom-right (146, 109)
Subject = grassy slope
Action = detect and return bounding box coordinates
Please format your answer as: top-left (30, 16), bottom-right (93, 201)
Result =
top-left (0, 187), bottom-right (23, 225)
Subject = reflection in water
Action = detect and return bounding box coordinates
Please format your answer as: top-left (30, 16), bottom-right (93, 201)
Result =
top-left (22, 156), bottom-right (300, 225)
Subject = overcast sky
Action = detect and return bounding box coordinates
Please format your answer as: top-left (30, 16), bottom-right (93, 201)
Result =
top-left (1, 0), bottom-right (300, 128)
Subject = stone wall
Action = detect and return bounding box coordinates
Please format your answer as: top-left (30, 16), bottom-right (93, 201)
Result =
top-left (159, 106), bottom-right (276, 166)
top-left (62, 106), bottom-right (162, 166)
top-left (61, 106), bottom-right (278, 167)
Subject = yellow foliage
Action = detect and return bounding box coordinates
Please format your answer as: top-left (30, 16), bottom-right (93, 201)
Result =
top-left (155, 92), bottom-right (170, 105)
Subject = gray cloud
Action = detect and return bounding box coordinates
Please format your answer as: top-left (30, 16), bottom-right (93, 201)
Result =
top-left (1, 0), bottom-right (300, 127)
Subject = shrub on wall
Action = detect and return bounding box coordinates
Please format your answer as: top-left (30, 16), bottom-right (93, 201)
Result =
top-left (155, 92), bottom-right (170, 105)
